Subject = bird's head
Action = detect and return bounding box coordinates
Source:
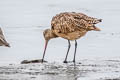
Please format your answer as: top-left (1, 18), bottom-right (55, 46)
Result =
top-left (43, 29), bottom-right (51, 41)
top-left (43, 29), bottom-right (57, 41)
top-left (43, 29), bottom-right (57, 48)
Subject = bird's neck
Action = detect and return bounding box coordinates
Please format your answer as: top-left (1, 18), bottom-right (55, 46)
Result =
top-left (49, 30), bottom-right (58, 39)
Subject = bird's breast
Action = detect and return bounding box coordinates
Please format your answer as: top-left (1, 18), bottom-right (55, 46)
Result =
top-left (54, 30), bottom-right (87, 41)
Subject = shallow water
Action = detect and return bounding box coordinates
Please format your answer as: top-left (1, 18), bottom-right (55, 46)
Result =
top-left (0, 59), bottom-right (120, 80)
top-left (0, 0), bottom-right (120, 63)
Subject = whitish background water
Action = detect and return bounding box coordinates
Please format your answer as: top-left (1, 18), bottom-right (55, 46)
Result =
top-left (0, 0), bottom-right (120, 64)
top-left (0, 0), bottom-right (120, 80)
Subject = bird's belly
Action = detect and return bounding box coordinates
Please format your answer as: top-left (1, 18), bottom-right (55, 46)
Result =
top-left (55, 31), bottom-right (87, 41)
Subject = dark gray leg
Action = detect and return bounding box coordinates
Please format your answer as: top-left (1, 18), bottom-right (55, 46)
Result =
top-left (73, 40), bottom-right (77, 63)
top-left (63, 40), bottom-right (71, 63)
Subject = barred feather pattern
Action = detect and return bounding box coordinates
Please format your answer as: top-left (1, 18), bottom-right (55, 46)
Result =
top-left (71, 12), bottom-right (101, 24)
top-left (51, 12), bottom-right (99, 34)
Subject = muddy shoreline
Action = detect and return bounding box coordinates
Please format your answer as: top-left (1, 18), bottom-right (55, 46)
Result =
top-left (0, 59), bottom-right (120, 80)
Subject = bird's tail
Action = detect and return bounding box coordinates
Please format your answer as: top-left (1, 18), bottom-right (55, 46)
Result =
top-left (88, 18), bottom-right (102, 24)
top-left (77, 12), bottom-right (102, 24)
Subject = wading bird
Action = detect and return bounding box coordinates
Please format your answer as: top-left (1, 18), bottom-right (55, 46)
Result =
top-left (42, 12), bottom-right (102, 63)
top-left (0, 28), bottom-right (10, 47)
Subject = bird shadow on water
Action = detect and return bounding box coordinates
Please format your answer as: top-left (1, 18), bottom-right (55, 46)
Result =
top-left (65, 63), bottom-right (80, 80)
top-left (42, 62), bottom-right (87, 80)
top-left (64, 63), bottom-right (88, 80)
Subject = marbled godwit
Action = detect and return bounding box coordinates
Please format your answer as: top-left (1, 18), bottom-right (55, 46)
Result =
top-left (0, 28), bottom-right (10, 47)
top-left (42, 12), bottom-right (102, 63)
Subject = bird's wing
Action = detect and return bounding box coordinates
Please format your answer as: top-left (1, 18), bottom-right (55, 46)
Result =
top-left (51, 14), bottom-right (91, 34)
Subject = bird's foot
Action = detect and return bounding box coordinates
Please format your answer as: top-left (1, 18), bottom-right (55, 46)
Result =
top-left (63, 60), bottom-right (68, 63)
top-left (41, 59), bottom-right (48, 63)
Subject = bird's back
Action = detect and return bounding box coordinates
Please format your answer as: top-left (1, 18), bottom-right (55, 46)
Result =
top-left (52, 12), bottom-right (100, 33)
top-left (51, 12), bottom-right (101, 40)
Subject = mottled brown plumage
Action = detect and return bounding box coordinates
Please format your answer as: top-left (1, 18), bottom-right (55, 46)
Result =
top-left (0, 28), bottom-right (10, 47)
top-left (42, 12), bottom-right (102, 63)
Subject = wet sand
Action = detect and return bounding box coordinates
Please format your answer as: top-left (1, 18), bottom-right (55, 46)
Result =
top-left (0, 58), bottom-right (120, 80)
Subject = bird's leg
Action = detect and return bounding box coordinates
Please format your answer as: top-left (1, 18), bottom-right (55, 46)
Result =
top-left (73, 40), bottom-right (77, 63)
top-left (63, 40), bottom-right (71, 63)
